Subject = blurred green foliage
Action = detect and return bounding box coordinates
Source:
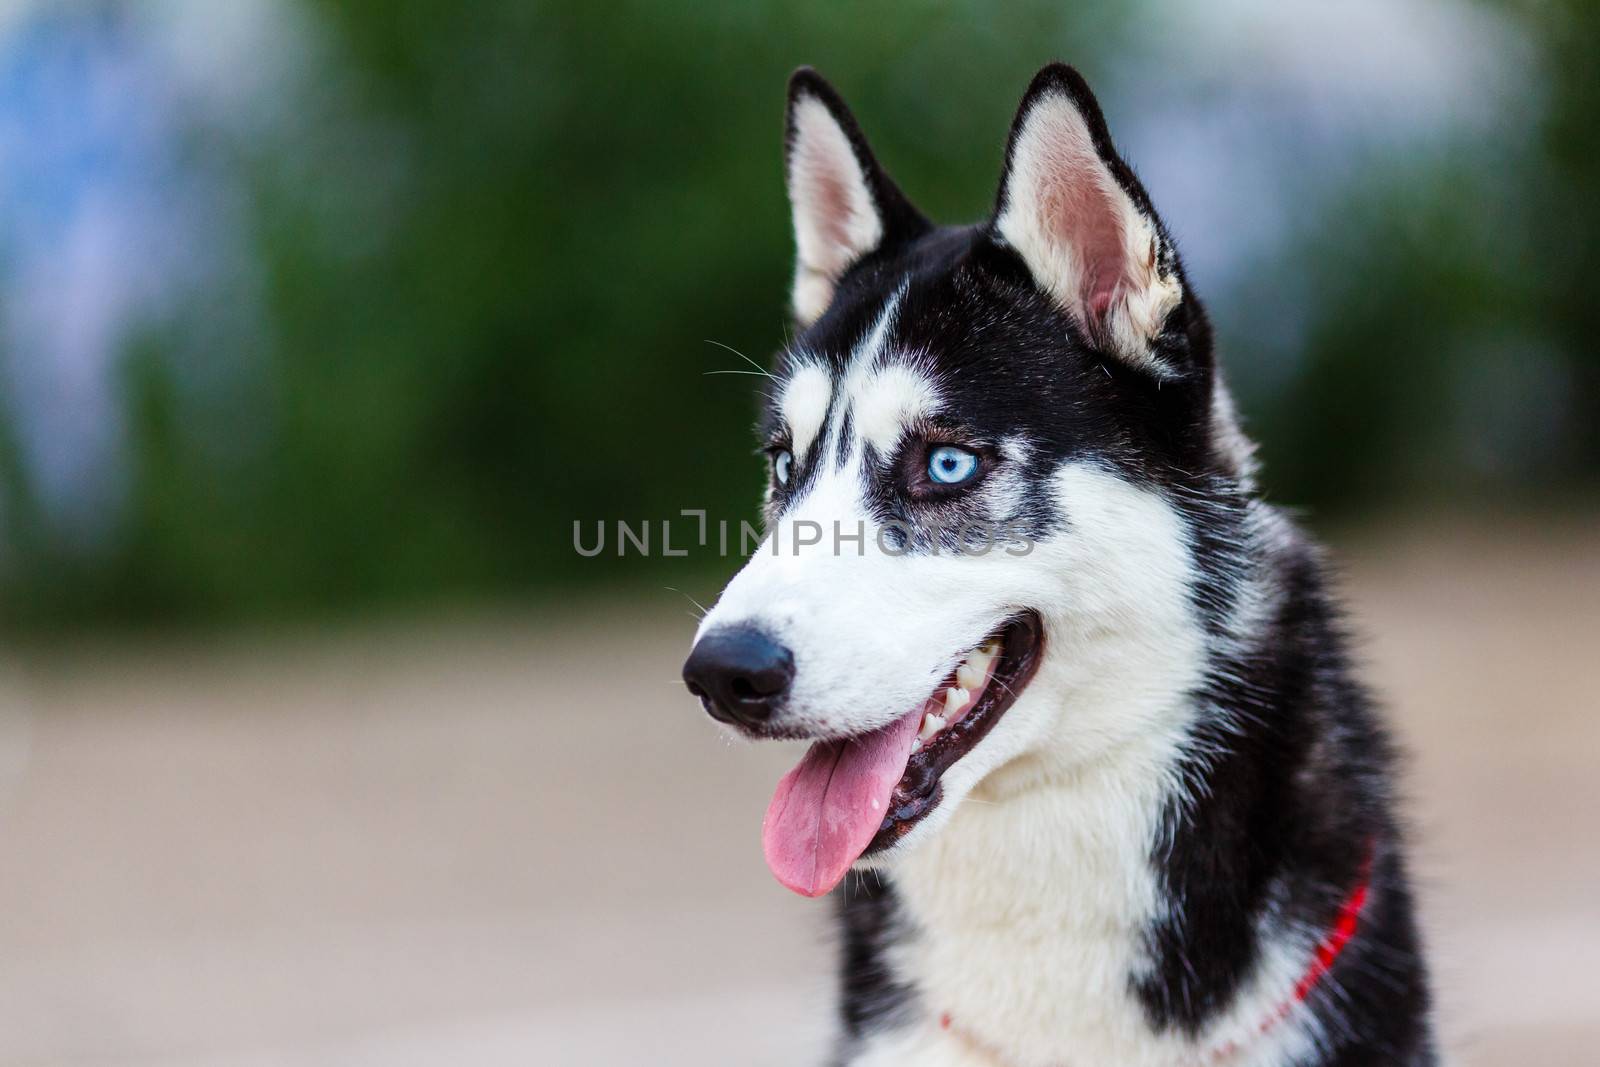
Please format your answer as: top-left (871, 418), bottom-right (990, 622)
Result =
top-left (1240, 0), bottom-right (1600, 507)
top-left (0, 1), bottom-right (1595, 633)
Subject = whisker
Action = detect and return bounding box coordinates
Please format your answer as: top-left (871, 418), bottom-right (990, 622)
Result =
top-left (704, 338), bottom-right (776, 379)
top-left (665, 585), bottom-right (710, 617)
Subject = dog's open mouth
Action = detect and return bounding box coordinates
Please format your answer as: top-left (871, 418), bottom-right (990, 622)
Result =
top-left (761, 610), bottom-right (1043, 897)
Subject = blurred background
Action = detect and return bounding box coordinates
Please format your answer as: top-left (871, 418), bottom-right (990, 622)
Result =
top-left (0, 1), bottom-right (1595, 1064)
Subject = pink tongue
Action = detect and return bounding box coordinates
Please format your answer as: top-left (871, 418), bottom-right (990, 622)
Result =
top-left (761, 708), bottom-right (923, 897)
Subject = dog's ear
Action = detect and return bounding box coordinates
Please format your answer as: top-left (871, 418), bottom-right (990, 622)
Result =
top-left (993, 64), bottom-right (1186, 376)
top-left (785, 68), bottom-right (929, 327)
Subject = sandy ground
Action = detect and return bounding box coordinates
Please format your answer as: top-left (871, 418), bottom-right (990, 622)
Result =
top-left (0, 517), bottom-right (1596, 1066)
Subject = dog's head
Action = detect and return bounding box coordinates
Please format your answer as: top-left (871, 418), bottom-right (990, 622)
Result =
top-left (684, 64), bottom-right (1255, 897)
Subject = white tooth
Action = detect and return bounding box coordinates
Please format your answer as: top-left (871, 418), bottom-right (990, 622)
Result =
top-left (910, 738), bottom-right (923, 753)
top-left (919, 713), bottom-right (945, 741)
top-left (943, 688), bottom-right (967, 715)
top-left (957, 662), bottom-right (984, 690)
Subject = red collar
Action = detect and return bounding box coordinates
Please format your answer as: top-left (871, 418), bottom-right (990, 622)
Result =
top-left (1202, 849), bottom-right (1373, 1061)
top-left (938, 850), bottom-right (1374, 1065)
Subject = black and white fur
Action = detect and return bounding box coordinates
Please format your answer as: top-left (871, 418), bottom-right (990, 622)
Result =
top-left (689, 65), bottom-right (1435, 1066)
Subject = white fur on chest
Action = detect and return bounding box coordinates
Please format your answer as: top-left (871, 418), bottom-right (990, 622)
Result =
top-left (846, 753), bottom-right (1326, 1067)
top-left (857, 740), bottom-right (1180, 1067)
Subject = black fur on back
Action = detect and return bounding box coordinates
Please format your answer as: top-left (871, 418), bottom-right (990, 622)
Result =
top-left (1135, 499), bottom-right (1436, 1063)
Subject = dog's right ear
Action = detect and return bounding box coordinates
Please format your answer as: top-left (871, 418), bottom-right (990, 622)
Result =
top-left (785, 68), bottom-right (929, 327)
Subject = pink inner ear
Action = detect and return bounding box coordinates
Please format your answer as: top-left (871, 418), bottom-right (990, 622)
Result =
top-left (1025, 113), bottom-right (1132, 331)
top-left (1046, 164), bottom-right (1126, 329)
top-left (808, 163), bottom-right (856, 258)
top-left (790, 108), bottom-right (873, 278)
top-left (1087, 287), bottom-right (1116, 322)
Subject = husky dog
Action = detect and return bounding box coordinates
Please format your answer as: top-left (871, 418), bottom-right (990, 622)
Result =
top-left (682, 64), bottom-right (1435, 1066)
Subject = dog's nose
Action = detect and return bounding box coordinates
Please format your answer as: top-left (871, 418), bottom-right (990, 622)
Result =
top-left (682, 625), bottom-right (795, 729)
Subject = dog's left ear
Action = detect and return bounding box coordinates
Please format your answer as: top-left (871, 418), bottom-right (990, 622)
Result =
top-left (786, 68), bottom-right (930, 327)
top-left (994, 64), bottom-right (1187, 376)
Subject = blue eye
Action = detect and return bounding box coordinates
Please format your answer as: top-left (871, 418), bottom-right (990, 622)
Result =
top-left (927, 445), bottom-right (980, 486)
top-left (773, 450), bottom-right (793, 487)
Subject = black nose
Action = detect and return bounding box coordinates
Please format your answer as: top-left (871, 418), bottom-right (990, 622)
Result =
top-left (682, 625), bottom-right (795, 729)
